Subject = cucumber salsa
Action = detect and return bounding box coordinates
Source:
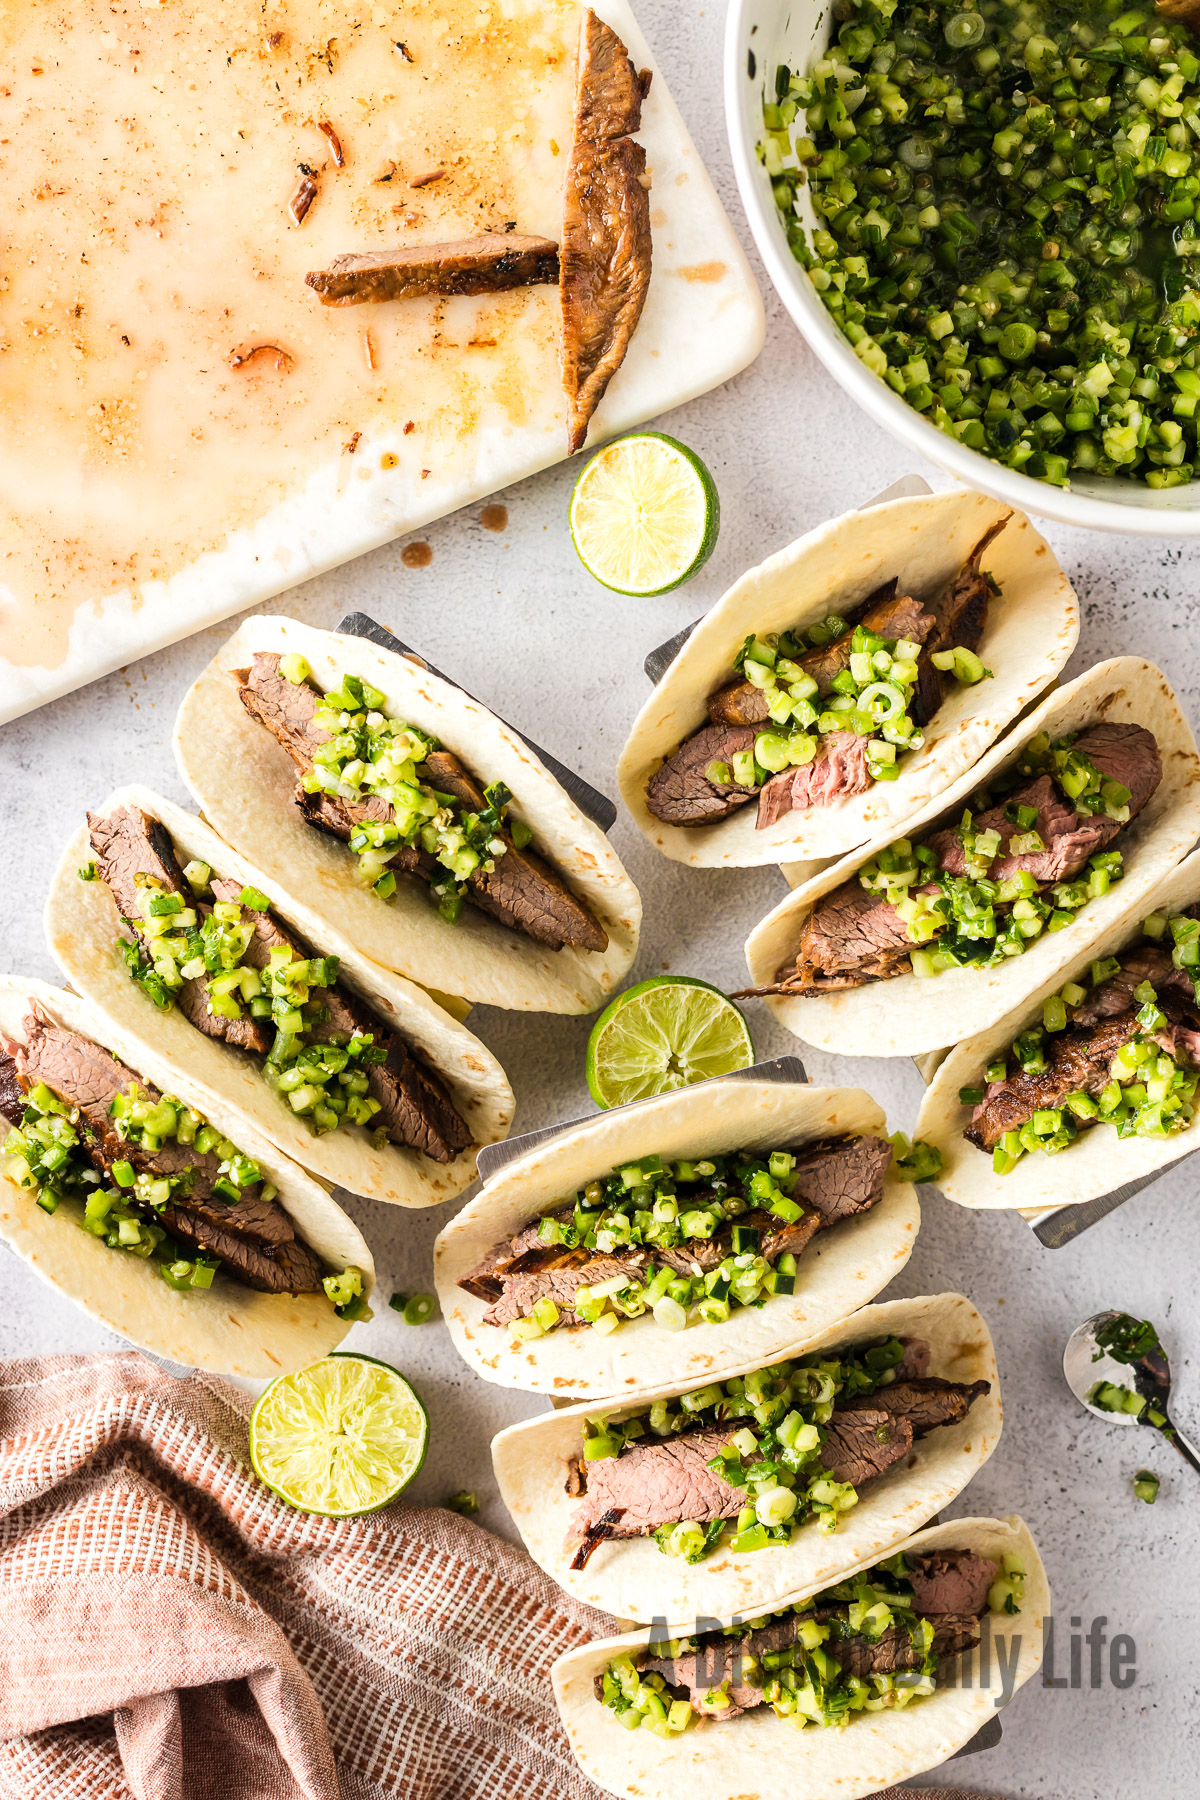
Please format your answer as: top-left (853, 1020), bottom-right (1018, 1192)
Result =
top-left (765, 0), bottom-right (1200, 488)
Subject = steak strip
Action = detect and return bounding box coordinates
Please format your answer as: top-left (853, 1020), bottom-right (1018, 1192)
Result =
top-left (753, 720), bottom-right (1162, 997)
top-left (561, 11), bottom-right (653, 453)
top-left (236, 654), bottom-right (608, 955)
top-left (2, 1008), bottom-right (323, 1295)
top-left (306, 233), bottom-right (561, 306)
top-left (910, 517), bottom-right (1007, 727)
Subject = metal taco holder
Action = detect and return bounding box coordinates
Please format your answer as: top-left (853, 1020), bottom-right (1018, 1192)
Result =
top-left (475, 1054), bottom-right (809, 1185)
top-left (336, 612), bottom-right (617, 834)
top-left (641, 473), bottom-right (934, 687)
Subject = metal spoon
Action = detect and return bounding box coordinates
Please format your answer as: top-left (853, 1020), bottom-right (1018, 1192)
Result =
top-left (1064, 1309), bottom-right (1200, 1478)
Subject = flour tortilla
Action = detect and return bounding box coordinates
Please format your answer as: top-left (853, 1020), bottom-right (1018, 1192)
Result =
top-left (493, 1290), bottom-right (1001, 1620)
top-left (745, 656), bottom-right (1200, 1059)
top-left (0, 976), bottom-right (375, 1376)
top-left (45, 785), bottom-right (514, 1208)
top-left (618, 488), bottom-right (1078, 869)
top-left (916, 844), bottom-right (1200, 1211)
top-left (173, 615), bottom-right (641, 1013)
top-left (552, 1513), bottom-right (1048, 1800)
top-left (434, 1079), bottom-right (919, 1400)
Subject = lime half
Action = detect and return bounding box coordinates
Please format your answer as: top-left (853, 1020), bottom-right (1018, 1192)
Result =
top-left (250, 1352), bottom-right (427, 1517)
top-left (586, 976), bottom-right (754, 1109)
top-left (569, 432), bottom-right (720, 596)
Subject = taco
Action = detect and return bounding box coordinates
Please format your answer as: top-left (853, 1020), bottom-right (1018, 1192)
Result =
top-left (551, 1514), bottom-right (1047, 1800)
top-left (618, 487), bottom-right (1078, 869)
top-left (173, 615), bottom-right (641, 1014)
top-left (434, 1077), bottom-right (919, 1399)
top-left (916, 844), bottom-right (1200, 1211)
top-left (0, 976), bottom-right (374, 1375)
top-left (741, 657), bottom-right (1200, 1059)
top-left (492, 1291), bottom-right (1000, 1621)
top-left (46, 787), bottom-right (514, 1208)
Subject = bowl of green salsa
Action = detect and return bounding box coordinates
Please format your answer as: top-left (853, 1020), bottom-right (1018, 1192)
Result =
top-left (726, 0), bottom-right (1200, 530)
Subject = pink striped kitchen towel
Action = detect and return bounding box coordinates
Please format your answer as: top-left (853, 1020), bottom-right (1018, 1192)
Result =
top-left (0, 1351), bottom-right (618, 1800)
top-left (0, 1351), bottom-right (1004, 1800)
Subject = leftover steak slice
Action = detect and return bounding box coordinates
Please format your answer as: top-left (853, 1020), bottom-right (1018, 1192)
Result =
top-left (561, 12), bottom-right (653, 453)
top-left (306, 233), bottom-right (561, 306)
top-left (755, 721), bottom-right (1162, 998)
top-left (235, 653), bottom-right (608, 955)
top-left (3, 1009), bottom-right (323, 1294)
top-left (910, 516), bottom-right (1007, 727)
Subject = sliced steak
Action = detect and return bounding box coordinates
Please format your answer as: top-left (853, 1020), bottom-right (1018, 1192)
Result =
top-left (566, 1426), bottom-right (743, 1553)
top-left (88, 806), bottom-right (270, 1056)
top-left (10, 1010), bottom-right (299, 1252)
top-left (208, 879), bottom-right (471, 1163)
top-left (906, 1548), bottom-right (999, 1617)
top-left (930, 724), bottom-right (1161, 886)
top-left (237, 656), bottom-right (606, 956)
top-left (824, 1621), bottom-right (929, 1678)
top-left (707, 679), bottom-right (772, 729)
top-left (911, 518), bottom-right (1006, 727)
top-left (562, 13), bottom-right (652, 454)
top-left (0, 1050), bottom-right (26, 1128)
top-left (237, 654), bottom-right (330, 767)
top-left (161, 1204), bottom-right (323, 1294)
top-left (481, 1252), bottom-right (647, 1327)
top-left (1068, 945), bottom-right (1189, 1025)
top-left (644, 722), bottom-right (759, 827)
top-left (574, 7), bottom-right (650, 141)
top-left (306, 234), bottom-right (560, 306)
top-left (420, 750), bottom-right (607, 953)
top-left (845, 1376), bottom-right (991, 1437)
top-left (795, 584), bottom-right (935, 696)
top-left (793, 1133), bottom-right (892, 1223)
top-left (760, 882), bottom-right (915, 997)
top-left (776, 732), bottom-right (873, 818)
top-left (965, 1010), bottom-right (1140, 1152)
top-left (818, 1408), bottom-right (914, 1486)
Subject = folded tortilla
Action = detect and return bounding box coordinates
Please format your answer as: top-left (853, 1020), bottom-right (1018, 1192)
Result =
top-left (745, 656), bottom-right (1200, 1058)
top-left (493, 1290), bottom-right (1001, 1620)
top-left (434, 1078), bottom-right (919, 1399)
top-left (917, 843), bottom-right (1200, 1211)
top-left (619, 488), bottom-right (1078, 868)
top-left (551, 1513), bottom-right (1048, 1800)
top-left (173, 615), bottom-right (641, 1014)
top-left (0, 976), bottom-right (375, 1376)
top-left (45, 785), bottom-right (515, 1209)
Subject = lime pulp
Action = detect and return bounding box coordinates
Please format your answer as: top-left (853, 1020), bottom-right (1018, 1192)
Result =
top-left (249, 1352), bottom-right (428, 1517)
top-left (586, 976), bottom-right (755, 1109)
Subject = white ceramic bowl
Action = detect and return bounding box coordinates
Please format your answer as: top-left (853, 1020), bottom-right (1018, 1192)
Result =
top-left (725, 0), bottom-right (1200, 535)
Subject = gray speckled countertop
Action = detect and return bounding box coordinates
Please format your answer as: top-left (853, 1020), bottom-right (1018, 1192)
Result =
top-left (1, 5), bottom-right (1197, 1796)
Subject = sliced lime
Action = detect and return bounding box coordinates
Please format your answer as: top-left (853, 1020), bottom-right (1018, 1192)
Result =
top-left (569, 432), bottom-right (720, 596)
top-left (249, 1352), bottom-right (427, 1517)
top-left (586, 976), bottom-right (754, 1109)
